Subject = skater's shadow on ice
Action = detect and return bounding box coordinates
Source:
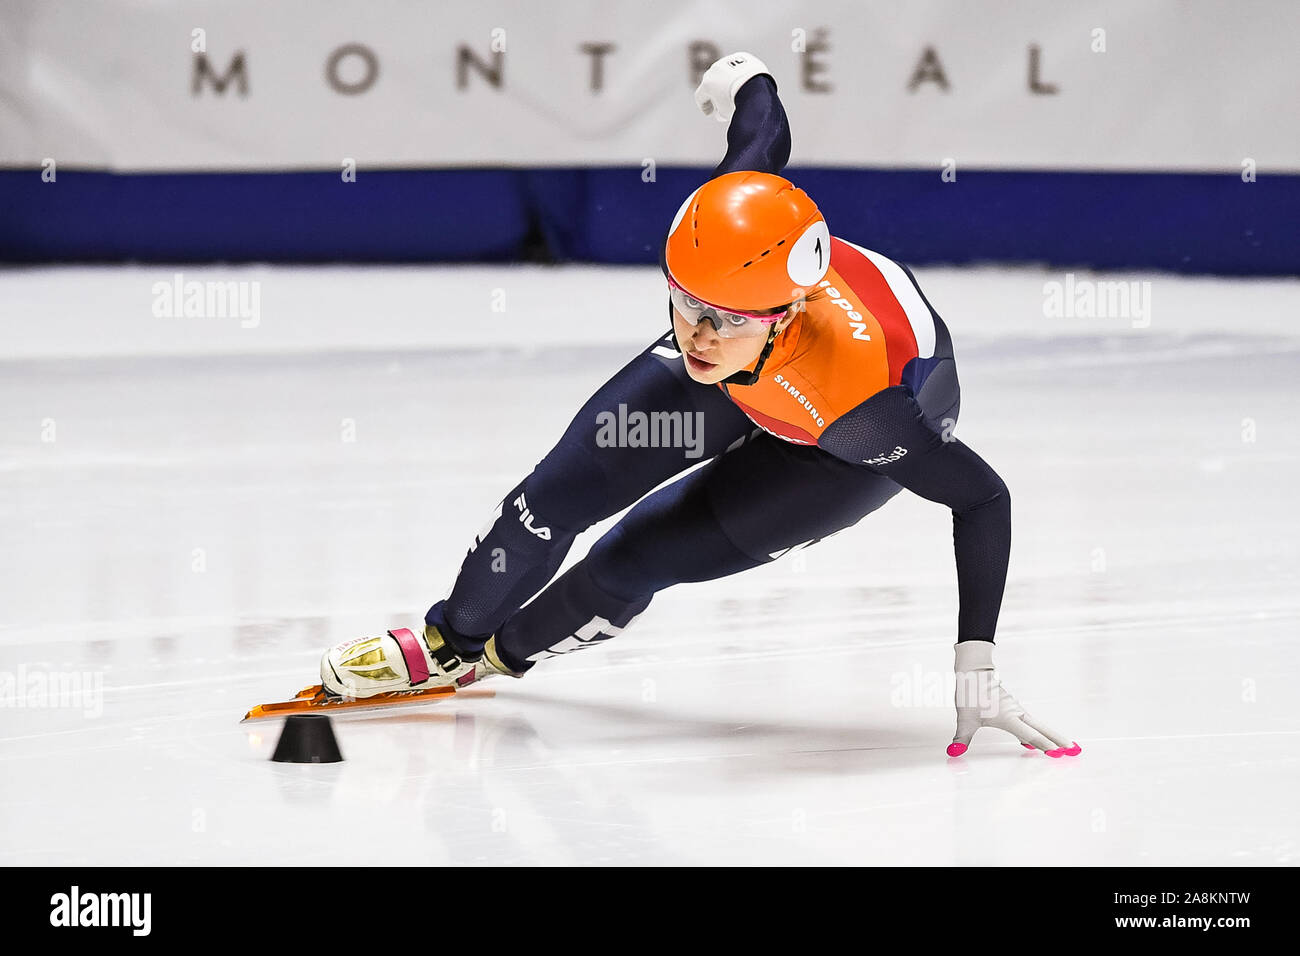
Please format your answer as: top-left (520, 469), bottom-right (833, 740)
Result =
top-left (497, 689), bottom-right (940, 773)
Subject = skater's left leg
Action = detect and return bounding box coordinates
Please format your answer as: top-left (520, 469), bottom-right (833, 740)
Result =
top-left (490, 433), bottom-right (905, 671)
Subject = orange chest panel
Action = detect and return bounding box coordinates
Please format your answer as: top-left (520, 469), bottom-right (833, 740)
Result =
top-left (722, 267), bottom-right (893, 445)
top-left (720, 238), bottom-right (929, 446)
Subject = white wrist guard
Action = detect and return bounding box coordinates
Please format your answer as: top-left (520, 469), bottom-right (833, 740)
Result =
top-left (694, 51), bottom-right (772, 124)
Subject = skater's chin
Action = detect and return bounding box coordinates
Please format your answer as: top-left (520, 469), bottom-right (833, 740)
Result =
top-left (684, 351), bottom-right (723, 379)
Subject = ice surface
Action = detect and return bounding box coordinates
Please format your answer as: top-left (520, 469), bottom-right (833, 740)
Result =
top-left (1, 264), bottom-right (1297, 865)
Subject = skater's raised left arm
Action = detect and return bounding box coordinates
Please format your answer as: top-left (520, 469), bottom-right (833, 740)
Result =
top-left (694, 52), bottom-right (791, 177)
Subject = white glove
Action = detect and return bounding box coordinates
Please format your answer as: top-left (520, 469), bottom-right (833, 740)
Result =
top-left (948, 640), bottom-right (1080, 758)
top-left (694, 51), bottom-right (772, 124)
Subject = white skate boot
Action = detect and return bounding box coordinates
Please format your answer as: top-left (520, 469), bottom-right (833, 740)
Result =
top-left (320, 624), bottom-right (521, 699)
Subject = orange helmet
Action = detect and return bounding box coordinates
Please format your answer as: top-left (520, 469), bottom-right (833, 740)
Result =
top-left (663, 171), bottom-right (830, 312)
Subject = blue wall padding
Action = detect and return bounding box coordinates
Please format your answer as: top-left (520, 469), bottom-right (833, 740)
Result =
top-left (1, 167), bottom-right (1295, 274)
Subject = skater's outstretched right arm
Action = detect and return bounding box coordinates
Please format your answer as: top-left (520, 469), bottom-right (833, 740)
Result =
top-left (821, 388), bottom-right (1080, 759)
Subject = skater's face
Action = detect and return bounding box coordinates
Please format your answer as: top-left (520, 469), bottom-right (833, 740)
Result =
top-left (673, 303), bottom-right (798, 384)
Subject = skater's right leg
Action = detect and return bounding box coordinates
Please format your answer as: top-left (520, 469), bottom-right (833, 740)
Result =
top-left (321, 332), bottom-right (753, 697)
top-left (479, 428), bottom-right (907, 674)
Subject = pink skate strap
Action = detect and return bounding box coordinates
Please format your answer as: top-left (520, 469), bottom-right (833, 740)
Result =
top-left (388, 628), bottom-right (429, 685)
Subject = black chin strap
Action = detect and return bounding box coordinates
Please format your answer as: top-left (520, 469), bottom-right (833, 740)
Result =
top-left (721, 325), bottom-right (780, 387)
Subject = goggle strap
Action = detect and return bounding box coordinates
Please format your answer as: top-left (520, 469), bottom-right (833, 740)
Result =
top-left (665, 299), bottom-right (682, 352)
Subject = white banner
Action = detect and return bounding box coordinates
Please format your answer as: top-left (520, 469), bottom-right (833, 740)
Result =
top-left (1, 0), bottom-right (1295, 172)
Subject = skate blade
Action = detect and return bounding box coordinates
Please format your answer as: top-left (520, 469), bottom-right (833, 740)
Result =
top-left (241, 683), bottom-right (456, 722)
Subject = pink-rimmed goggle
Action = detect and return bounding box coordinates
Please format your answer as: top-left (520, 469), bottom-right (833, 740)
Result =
top-left (667, 274), bottom-right (788, 339)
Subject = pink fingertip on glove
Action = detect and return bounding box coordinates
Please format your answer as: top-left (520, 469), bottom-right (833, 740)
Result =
top-left (947, 741), bottom-right (1081, 757)
top-left (1045, 741), bottom-right (1083, 758)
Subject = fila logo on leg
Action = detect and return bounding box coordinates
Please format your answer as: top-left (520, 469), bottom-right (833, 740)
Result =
top-left (512, 492), bottom-right (552, 540)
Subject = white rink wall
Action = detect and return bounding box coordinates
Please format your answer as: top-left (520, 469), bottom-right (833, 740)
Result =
top-left (3, 264), bottom-right (1299, 361)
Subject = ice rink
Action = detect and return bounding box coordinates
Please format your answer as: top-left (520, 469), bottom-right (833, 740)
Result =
top-left (2, 263), bottom-right (1298, 865)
